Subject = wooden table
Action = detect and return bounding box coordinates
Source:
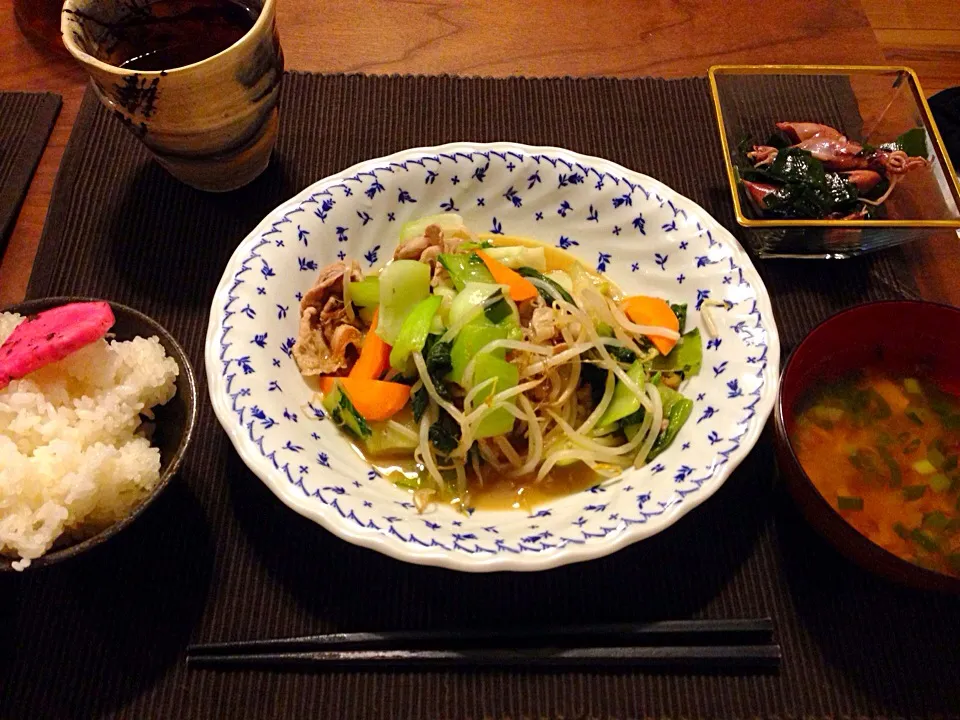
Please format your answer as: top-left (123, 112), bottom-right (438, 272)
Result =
top-left (1, 0), bottom-right (957, 306)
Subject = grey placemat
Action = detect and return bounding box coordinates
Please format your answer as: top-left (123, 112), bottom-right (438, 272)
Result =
top-left (3, 73), bottom-right (955, 720)
top-left (0, 92), bottom-right (60, 252)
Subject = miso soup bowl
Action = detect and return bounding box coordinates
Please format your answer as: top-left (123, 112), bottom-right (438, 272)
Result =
top-left (774, 300), bottom-right (960, 594)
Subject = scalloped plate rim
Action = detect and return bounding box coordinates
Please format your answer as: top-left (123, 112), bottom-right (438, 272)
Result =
top-left (205, 141), bottom-right (780, 572)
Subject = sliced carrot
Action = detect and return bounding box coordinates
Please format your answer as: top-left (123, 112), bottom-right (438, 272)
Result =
top-left (319, 376), bottom-right (336, 394)
top-left (319, 376), bottom-right (410, 421)
top-left (475, 249), bottom-right (538, 303)
top-left (349, 308), bottom-right (391, 380)
top-left (339, 377), bottom-right (410, 421)
top-left (621, 295), bottom-right (680, 356)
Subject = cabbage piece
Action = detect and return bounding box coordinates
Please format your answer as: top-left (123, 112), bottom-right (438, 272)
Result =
top-left (399, 213), bottom-right (466, 243)
top-left (376, 260), bottom-right (431, 344)
top-left (448, 282), bottom-right (504, 328)
top-left (472, 354), bottom-right (520, 438)
top-left (482, 245), bottom-right (547, 271)
top-left (389, 295), bottom-right (443, 371)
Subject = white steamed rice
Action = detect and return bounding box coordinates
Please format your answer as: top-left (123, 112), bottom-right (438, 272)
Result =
top-left (0, 312), bottom-right (179, 570)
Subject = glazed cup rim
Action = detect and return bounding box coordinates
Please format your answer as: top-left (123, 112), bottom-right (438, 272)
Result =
top-left (60, 0), bottom-right (276, 78)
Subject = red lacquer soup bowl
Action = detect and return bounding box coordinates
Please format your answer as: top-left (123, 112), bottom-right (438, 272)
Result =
top-left (774, 300), bottom-right (960, 593)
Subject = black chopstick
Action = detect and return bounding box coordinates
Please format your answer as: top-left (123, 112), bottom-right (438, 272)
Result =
top-left (187, 618), bottom-right (773, 656)
top-left (186, 645), bottom-right (781, 671)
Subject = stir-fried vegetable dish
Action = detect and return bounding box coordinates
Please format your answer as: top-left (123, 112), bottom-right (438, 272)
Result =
top-left (792, 369), bottom-right (960, 577)
top-left (292, 214), bottom-right (702, 513)
top-left (739, 121), bottom-right (929, 220)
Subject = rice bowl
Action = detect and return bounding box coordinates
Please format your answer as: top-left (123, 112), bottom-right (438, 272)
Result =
top-left (0, 302), bottom-right (191, 571)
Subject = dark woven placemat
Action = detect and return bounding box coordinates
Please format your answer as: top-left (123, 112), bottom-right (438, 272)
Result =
top-left (0, 92), bottom-right (60, 253)
top-left (2, 73), bottom-right (957, 720)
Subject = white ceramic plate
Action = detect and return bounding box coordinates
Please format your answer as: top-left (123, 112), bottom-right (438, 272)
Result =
top-left (206, 142), bottom-right (779, 572)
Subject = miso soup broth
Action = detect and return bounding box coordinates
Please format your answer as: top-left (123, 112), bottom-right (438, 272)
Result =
top-left (791, 368), bottom-right (960, 577)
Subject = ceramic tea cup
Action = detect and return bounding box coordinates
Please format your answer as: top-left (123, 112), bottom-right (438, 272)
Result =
top-left (61, 0), bottom-right (284, 192)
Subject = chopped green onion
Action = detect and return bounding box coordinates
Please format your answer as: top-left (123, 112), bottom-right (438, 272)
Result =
top-left (947, 554), bottom-right (960, 574)
top-left (848, 448), bottom-right (886, 484)
top-left (912, 458), bottom-right (937, 475)
top-left (922, 511), bottom-right (949, 531)
top-left (945, 518), bottom-right (960, 534)
top-left (905, 408), bottom-right (924, 426)
top-left (903, 377), bottom-right (922, 395)
top-left (877, 445), bottom-right (902, 488)
top-left (893, 522), bottom-right (911, 540)
top-left (811, 405), bottom-right (844, 428)
top-left (929, 473), bottom-right (951, 492)
top-left (910, 528), bottom-right (940, 553)
top-left (869, 391), bottom-right (891, 420)
top-left (928, 391), bottom-right (955, 418)
top-left (901, 484), bottom-right (927, 501)
top-left (927, 446), bottom-right (946, 470)
top-left (837, 495), bottom-right (864, 511)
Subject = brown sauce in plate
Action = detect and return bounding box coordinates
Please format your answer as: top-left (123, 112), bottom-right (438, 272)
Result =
top-left (367, 453), bottom-right (603, 513)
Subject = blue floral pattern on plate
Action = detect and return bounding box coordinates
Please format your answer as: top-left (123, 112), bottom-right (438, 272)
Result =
top-left (205, 142), bottom-right (780, 572)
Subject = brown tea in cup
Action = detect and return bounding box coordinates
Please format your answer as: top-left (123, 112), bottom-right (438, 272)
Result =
top-left (105, 0), bottom-right (258, 71)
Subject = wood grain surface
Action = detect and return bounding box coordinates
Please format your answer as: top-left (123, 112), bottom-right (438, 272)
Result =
top-left (0, 0), bottom-right (957, 305)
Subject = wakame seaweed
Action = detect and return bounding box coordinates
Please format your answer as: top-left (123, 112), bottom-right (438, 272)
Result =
top-left (753, 149), bottom-right (859, 218)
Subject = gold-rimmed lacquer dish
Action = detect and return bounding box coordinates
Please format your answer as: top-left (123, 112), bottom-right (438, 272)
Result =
top-left (709, 64), bottom-right (960, 258)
